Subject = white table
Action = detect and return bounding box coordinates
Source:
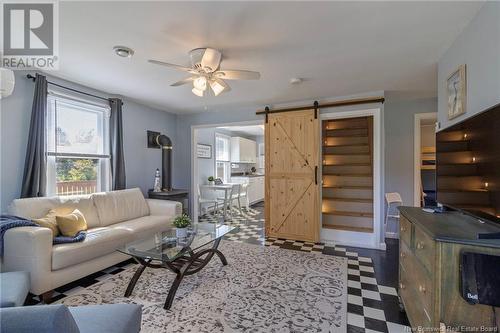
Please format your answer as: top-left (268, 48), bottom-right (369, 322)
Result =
top-left (199, 184), bottom-right (236, 220)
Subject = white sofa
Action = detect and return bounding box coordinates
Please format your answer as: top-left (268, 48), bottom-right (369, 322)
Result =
top-left (3, 188), bottom-right (181, 297)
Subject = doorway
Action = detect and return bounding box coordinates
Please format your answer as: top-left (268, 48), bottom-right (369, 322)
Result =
top-left (191, 121), bottom-right (265, 224)
top-left (413, 113), bottom-right (438, 207)
top-left (320, 108), bottom-right (384, 250)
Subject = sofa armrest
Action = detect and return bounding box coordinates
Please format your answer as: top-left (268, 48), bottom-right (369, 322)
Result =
top-left (146, 199), bottom-right (182, 217)
top-left (0, 305), bottom-right (80, 333)
top-left (3, 227), bottom-right (53, 295)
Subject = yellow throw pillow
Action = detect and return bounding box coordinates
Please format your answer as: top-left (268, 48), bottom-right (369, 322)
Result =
top-left (33, 210), bottom-right (59, 238)
top-left (56, 209), bottom-right (88, 237)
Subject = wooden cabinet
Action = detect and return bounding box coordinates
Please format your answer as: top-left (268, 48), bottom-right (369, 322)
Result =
top-left (398, 207), bottom-right (500, 332)
top-left (230, 137), bottom-right (257, 163)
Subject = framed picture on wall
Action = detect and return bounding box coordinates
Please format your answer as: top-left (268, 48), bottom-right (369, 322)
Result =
top-left (197, 144), bottom-right (212, 159)
top-left (447, 64), bottom-right (467, 120)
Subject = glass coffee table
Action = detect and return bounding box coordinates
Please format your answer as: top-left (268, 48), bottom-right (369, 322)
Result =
top-left (117, 223), bottom-right (236, 310)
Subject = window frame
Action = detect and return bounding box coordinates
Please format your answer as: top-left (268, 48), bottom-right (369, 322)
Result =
top-left (46, 91), bottom-right (111, 196)
top-left (215, 133), bottom-right (231, 183)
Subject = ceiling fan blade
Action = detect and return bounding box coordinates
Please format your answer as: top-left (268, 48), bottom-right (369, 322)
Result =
top-left (148, 59), bottom-right (197, 74)
top-left (200, 48), bottom-right (221, 73)
top-left (214, 70), bottom-right (260, 80)
top-left (170, 76), bottom-right (196, 87)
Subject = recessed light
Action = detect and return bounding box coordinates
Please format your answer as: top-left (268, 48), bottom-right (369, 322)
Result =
top-left (113, 46), bottom-right (134, 58)
top-left (290, 77), bottom-right (302, 85)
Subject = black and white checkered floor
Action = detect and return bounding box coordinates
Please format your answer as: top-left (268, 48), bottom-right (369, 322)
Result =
top-left (28, 202), bottom-right (410, 332)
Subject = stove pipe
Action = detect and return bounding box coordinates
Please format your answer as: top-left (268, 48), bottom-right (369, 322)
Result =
top-left (155, 134), bottom-right (172, 191)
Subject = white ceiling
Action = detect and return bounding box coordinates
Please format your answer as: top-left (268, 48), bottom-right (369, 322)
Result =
top-left (217, 125), bottom-right (264, 137)
top-left (56, 1), bottom-right (483, 114)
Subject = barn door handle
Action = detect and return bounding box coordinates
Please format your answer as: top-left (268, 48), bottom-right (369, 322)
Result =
top-left (315, 166), bottom-right (318, 185)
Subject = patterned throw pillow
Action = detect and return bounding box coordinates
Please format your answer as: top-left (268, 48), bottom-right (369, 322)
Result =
top-left (55, 209), bottom-right (88, 237)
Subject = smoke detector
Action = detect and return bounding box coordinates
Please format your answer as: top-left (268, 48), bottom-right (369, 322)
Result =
top-left (113, 46), bottom-right (134, 58)
top-left (290, 78), bottom-right (302, 85)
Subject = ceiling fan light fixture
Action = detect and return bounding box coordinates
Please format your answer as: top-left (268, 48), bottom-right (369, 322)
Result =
top-left (193, 76), bottom-right (207, 91)
top-left (209, 79), bottom-right (225, 96)
top-left (192, 87), bottom-right (204, 97)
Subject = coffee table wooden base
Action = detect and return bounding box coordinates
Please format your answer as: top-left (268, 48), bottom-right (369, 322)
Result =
top-left (124, 237), bottom-right (227, 310)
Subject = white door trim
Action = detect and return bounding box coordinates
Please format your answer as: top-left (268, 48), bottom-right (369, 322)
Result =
top-left (320, 108), bottom-right (385, 250)
top-left (190, 119), bottom-right (264, 223)
top-left (413, 112), bottom-right (437, 207)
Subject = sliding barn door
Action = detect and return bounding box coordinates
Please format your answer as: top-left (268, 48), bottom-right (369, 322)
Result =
top-left (265, 110), bottom-right (320, 242)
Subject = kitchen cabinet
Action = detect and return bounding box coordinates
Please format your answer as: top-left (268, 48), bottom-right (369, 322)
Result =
top-left (230, 175), bottom-right (264, 205)
top-left (257, 156), bottom-right (265, 169)
top-left (258, 143), bottom-right (265, 156)
top-left (230, 137), bottom-right (257, 163)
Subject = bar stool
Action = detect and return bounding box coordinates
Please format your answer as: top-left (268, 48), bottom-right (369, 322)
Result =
top-left (385, 192), bottom-right (403, 226)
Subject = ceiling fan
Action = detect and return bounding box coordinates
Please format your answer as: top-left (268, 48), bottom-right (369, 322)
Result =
top-left (148, 48), bottom-right (260, 97)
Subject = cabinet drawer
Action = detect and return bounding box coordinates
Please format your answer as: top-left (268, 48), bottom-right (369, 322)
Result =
top-left (414, 226), bottom-right (436, 274)
top-left (399, 241), bottom-right (412, 271)
top-left (400, 216), bottom-right (412, 247)
top-left (400, 246), bottom-right (434, 316)
top-left (409, 259), bottom-right (434, 318)
top-left (399, 265), bottom-right (433, 330)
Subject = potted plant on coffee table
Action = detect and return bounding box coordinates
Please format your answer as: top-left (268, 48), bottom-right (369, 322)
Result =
top-left (173, 214), bottom-right (191, 238)
top-left (208, 176), bottom-right (215, 185)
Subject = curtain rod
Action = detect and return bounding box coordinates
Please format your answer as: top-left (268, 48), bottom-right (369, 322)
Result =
top-left (256, 96), bottom-right (385, 115)
top-left (26, 74), bottom-right (110, 102)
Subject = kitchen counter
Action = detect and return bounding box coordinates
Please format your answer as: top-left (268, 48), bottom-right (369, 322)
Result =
top-left (230, 175), bottom-right (264, 204)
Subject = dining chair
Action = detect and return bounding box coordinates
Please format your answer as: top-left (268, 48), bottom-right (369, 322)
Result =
top-left (238, 183), bottom-right (250, 211)
top-left (198, 186), bottom-right (219, 217)
top-left (218, 184), bottom-right (241, 217)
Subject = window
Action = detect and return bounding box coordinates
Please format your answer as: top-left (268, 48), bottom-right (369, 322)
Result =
top-left (46, 93), bottom-right (110, 196)
top-left (215, 133), bottom-right (231, 183)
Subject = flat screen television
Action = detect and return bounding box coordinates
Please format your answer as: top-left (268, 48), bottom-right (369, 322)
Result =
top-left (436, 102), bottom-right (500, 224)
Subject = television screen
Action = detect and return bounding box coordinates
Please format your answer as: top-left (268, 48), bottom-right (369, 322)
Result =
top-left (436, 103), bottom-right (500, 224)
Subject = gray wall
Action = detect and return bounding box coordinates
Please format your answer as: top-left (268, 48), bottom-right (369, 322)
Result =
top-left (384, 93), bottom-right (437, 210)
top-left (196, 127), bottom-right (216, 186)
top-left (421, 125), bottom-right (436, 148)
top-left (174, 107), bottom-right (262, 191)
top-left (0, 71), bottom-right (177, 212)
top-left (437, 2), bottom-right (500, 130)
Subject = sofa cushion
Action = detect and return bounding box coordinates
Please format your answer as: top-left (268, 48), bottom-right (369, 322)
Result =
top-left (69, 304), bottom-right (142, 333)
top-left (0, 271), bottom-right (30, 308)
top-left (0, 304), bottom-right (80, 333)
top-left (9, 195), bottom-right (101, 229)
top-left (92, 188), bottom-right (150, 227)
top-left (110, 215), bottom-right (173, 240)
top-left (51, 227), bottom-right (133, 270)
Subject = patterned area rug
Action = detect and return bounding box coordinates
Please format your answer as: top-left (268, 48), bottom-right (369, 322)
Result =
top-left (57, 241), bottom-right (348, 332)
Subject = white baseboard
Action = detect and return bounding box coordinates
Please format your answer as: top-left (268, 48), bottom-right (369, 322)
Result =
top-left (321, 238), bottom-right (386, 251)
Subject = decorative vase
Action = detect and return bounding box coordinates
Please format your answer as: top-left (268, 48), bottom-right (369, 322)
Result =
top-left (208, 180), bottom-right (215, 185)
top-left (176, 228), bottom-right (188, 238)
